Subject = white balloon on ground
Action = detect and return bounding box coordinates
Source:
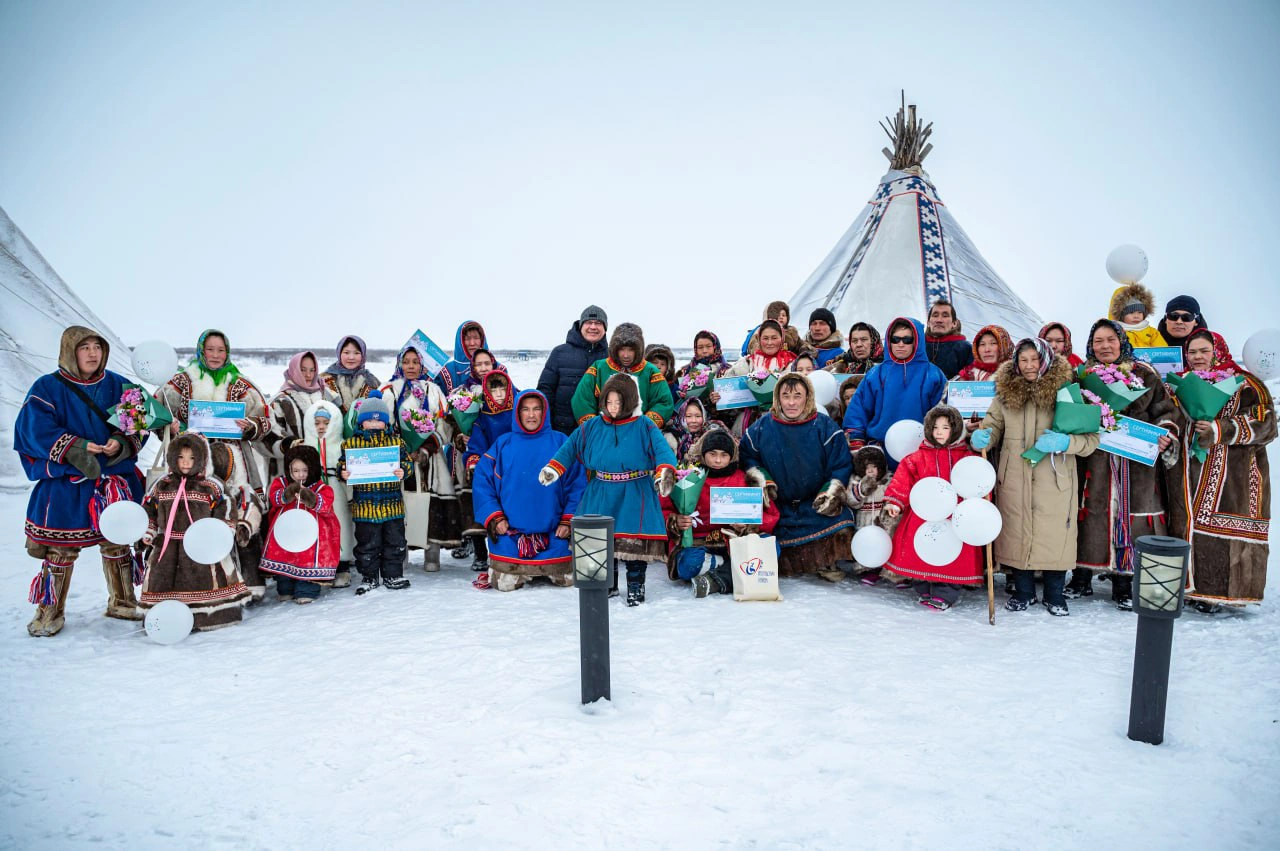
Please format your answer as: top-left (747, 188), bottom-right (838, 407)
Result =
top-left (183, 517), bottom-right (234, 564)
top-left (808, 369), bottom-right (837, 407)
top-left (99, 500), bottom-right (147, 545)
top-left (909, 477), bottom-right (958, 522)
top-left (144, 599), bottom-right (194, 645)
top-left (131, 340), bottom-right (178, 385)
top-left (1241, 329), bottom-right (1280, 381)
top-left (884, 420), bottom-right (925, 462)
top-left (850, 526), bottom-right (892, 568)
top-left (1105, 244), bottom-right (1148, 285)
top-left (273, 508), bottom-right (318, 553)
top-left (951, 456), bottom-right (997, 500)
top-left (914, 520), bottom-right (963, 567)
top-left (950, 498), bottom-right (1003, 547)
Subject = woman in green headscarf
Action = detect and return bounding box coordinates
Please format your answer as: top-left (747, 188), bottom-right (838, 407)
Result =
top-left (157, 329), bottom-right (272, 599)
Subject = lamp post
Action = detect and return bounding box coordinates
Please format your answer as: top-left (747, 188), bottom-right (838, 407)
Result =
top-left (1127, 535), bottom-right (1191, 745)
top-left (571, 515), bottom-right (615, 705)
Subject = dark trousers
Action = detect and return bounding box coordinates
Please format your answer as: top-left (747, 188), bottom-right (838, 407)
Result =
top-left (354, 519), bottom-right (406, 581)
top-left (276, 576), bottom-right (321, 599)
top-left (1012, 569), bottom-right (1066, 606)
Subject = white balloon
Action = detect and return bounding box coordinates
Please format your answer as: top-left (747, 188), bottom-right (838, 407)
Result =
top-left (850, 525), bottom-right (893, 568)
top-left (884, 420), bottom-right (925, 462)
top-left (808, 369), bottom-right (837, 407)
top-left (144, 599), bottom-right (194, 645)
top-left (914, 520), bottom-right (964, 567)
top-left (1241, 329), bottom-right (1280, 381)
top-left (950, 498), bottom-right (1004, 547)
top-left (909, 476), bottom-right (958, 522)
top-left (183, 517), bottom-right (234, 564)
top-left (99, 500), bottom-right (147, 545)
top-left (131, 340), bottom-right (179, 386)
top-left (951, 456), bottom-right (997, 500)
top-left (273, 508), bottom-right (319, 553)
top-left (1105, 244), bottom-right (1148, 285)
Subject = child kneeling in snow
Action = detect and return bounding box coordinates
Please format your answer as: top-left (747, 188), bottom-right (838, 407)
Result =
top-left (261, 445), bottom-right (340, 603)
top-left (882, 405), bottom-right (983, 610)
top-left (338, 392), bottom-right (411, 595)
top-left (661, 428), bottom-right (779, 597)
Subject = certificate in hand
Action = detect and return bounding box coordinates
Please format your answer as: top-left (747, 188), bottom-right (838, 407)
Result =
top-left (1098, 415), bottom-right (1170, 467)
top-left (188, 401), bottom-right (246, 439)
top-left (345, 446), bottom-right (402, 485)
top-left (713, 377), bottom-right (756, 410)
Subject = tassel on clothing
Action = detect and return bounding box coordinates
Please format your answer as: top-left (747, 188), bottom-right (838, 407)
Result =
top-left (28, 563), bottom-right (58, 606)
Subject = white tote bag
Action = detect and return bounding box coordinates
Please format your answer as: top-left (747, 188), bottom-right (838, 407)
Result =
top-left (403, 461), bottom-right (432, 549)
top-left (728, 533), bottom-right (783, 602)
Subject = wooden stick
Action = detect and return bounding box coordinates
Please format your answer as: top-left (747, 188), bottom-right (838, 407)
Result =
top-left (982, 447), bottom-right (996, 625)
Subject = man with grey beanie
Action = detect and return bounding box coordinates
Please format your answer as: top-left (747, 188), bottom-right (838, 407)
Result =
top-left (537, 305), bottom-right (609, 434)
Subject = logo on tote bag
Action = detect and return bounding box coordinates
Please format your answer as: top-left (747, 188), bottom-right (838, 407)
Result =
top-left (740, 557), bottom-right (763, 576)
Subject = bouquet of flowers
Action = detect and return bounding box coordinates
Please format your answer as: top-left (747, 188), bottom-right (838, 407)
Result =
top-left (447, 387), bottom-right (483, 435)
top-left (746, 369), bottom-right (778, 408)
top-left (1165, 370), bottom-right (1245, 462)
top-left (109, 384), bottom-right (173, 435)
top-left (1021, 383), bottom-right (1107, 466)
top-left (398, 405), bottom-right (438, 453)
top-left (670, 467), bottom-right (708, 549)
top-left (1078, 363), bottom-right (1150, 413)
top-left (677, 366), bottom-right (713, 400)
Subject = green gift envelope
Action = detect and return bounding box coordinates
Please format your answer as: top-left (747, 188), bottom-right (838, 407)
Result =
top-left (108, 384), bottom-right (173, 435)
top-left (670, 467), bottom-right (708, 549)
top-left (747, 374), bottom-right (779, 408)
top-left (1022, 384), bottom-right (1103, 466)
top-left (449, 396), bottom-right (483, 436)
top-left (1166, 372), bottom-right (1245, 462)
top-left (1078, 368), bottom-right (1150, 413)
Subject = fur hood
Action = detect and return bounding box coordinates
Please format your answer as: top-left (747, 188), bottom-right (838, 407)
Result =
top-left (283, 444), bottom-right (323, 486)
top-left (644, 343), bottom-right (677, 381)
top-left (303, 400), bottom-right (344, 460)
top-left (762, 301), bottom-right (791, 323)
top-left (167, 431), bottom-right (211, 479)
top-left (993, 354), bottom-right (1073, 411)
top-left (600, 373), bottom-right (640, 420)
top-left (685, 424), bottom-right (737, 466)
top-left (769, 373), bottom-right (817, 422)
top-left (609, 323), bottom-right (646, 366)
top-left (922, 405), bottom-right (967, 449)
top-left (1109, 284), bottom-right (1157, 322)
top-left (852, 444), bottom-right (888, 479)
top-left (57, 325), bottom-right (110, 381)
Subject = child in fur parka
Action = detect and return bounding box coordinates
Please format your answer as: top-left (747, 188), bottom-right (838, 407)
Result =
top-left (1109, 284), bottom-right (1168, 349)
top-left (261, 444), bottom-right (340, 603)
top-left (844, 444), bottom-right (894, 585)
top-left (882, 405), bottom-right (984, 610)
top-left (304, 401), bottom-right (355, 583)
top-left (140, 432), bottom-right (251, 631)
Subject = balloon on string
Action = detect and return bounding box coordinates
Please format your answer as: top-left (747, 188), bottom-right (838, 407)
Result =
top-left (1241, 329), bottom-right (1280, 381)
top-left (1105, 244), bottom-right (1148, 285)
top-left (950, 498), bottom-right (1003, 547)
top-left (884, 420), bottom-right (925, 462)
top-left (183, 517), bottom-right (234, 564)
top-left (131, 340), bottom-right (179, 385)
top-left (144, 599), bottom-right (194, 645)
top-left (808, 369), bottom-right (837, 408)
top-left (914, 520), bottom-right (963, 567)
top-left (850, 526), bottom-right (893, 568)
top-left (909, 477), bottom-right (958, 522)
top-left (99, 500), bottom-right (147, 545)
top-left (951, 456), bottom-right (997, 500)
top-left (273, 508), bottom-right (318, 553)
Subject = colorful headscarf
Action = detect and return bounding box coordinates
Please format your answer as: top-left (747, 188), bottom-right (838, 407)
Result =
top-left (671, 397), bottom-right (710, 459)
top-left (970, 324), bottom-right (1014, 372)
top-left (280, 350), bottom-right (323, 393)
top-left (193, 329), bottom-right (241, 385)
top-left (1084, 318), bottom-right (1135, 365)
top-left (325, 335), bottom-right (381, 388)
top-left (1038, 322), bottom-right (1076, 358)
top-left (1180, 329), bottom-right (1242, 376)
top-left (1014, 337), bottom-right (1055, 379)
top-left (392, 343), bottom-right (428, 381)
top-left (686, 330), bottom-right (729, 375)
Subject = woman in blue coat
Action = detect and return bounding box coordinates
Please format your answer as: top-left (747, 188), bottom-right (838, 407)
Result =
top-left (14, 326), bottom-right (147, 636)
top-left (740, 373), bottom-right (856, 579)
top-left (842, 317), bottom-right (947, 463)
top-left (540, 374), bottom-right (678, 606)
top-left (472, 390), bottom-right (586, 590)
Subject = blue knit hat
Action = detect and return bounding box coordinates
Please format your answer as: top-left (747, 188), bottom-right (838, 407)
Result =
top-left (356, 390), bottom-right (390, 428)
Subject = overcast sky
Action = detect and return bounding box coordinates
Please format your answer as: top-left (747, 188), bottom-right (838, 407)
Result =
top-left (2, 0), bottom-right (1277, 355)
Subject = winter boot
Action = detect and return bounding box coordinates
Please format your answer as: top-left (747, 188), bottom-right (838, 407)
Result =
top-left (691, 575), bottom-right (712, 598)
top-left (102, 549), bottom-right (143, 621)
top-left (383, 575), bottom-right (411, 591)
top-left (471, 537), bottom-right (489, 571)
top-left (423, 545), bottom-right (441, 573)
top-left (1064, 568), bottom-right (1093, 599)
top-left (1043, 600), bottom-right (1070, 617)
top-left (1004, 595), bottom-right (1032, 612)
top-left (355, 576), bottom-right (380, 595)
top-left (27, 563), bottom-right (74, 637)
top-left (332, 563), bottom-right (352, 588)
top-left (1113, 575), bottom-right (1134, 611)
top-left (451, 538), bottom-right (473, 560)
top-left (818, 565), bottom-right (845, 583)
top-left (626, 582), bottom-right (645, 607)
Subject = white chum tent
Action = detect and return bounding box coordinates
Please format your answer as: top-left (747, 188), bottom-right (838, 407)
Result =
top-left (790, 101), bottom-right (1043, 342)
top-left (0, 205), bottom-right (135, 485)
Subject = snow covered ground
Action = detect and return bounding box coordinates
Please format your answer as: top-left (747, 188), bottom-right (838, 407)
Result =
top-left (2, 356), bottom-right (1278, 849)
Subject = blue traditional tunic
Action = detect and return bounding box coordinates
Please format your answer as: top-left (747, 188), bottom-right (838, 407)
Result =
top-left (15, 364), bottom-right (144, 548)
top-left (548, 411), bottom-right (677, 550)
top-left (472, 390), bottom-right (586, 569)
top-left (741, 410), bottom-right (855, 549)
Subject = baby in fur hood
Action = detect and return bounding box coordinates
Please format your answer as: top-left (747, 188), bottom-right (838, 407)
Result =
top-left (843, 444), bottom-right (897, 584)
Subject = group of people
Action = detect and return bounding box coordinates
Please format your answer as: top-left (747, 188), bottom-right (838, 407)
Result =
top-left (14, 283), bottom-right (1273, 636)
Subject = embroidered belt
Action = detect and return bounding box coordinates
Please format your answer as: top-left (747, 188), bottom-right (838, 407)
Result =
top-left (595, 470), bottom-right (649, 482)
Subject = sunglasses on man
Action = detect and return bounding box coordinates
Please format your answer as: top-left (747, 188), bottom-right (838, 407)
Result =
top-left (889, 334), bottom-right (915, 345)
top-left (1166, 311), bottom-right (1197, 323)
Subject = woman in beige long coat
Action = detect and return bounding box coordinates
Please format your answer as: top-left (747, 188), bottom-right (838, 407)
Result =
top-left (972, 338), bottom-right (1099, 616)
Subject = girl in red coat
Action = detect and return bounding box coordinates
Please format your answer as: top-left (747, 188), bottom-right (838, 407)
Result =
top-left (883, 404), bottom-right (983, 610)
top-left (261, 444), bottom-right (341, 603)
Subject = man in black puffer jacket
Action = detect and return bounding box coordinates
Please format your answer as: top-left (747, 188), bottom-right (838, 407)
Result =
top-left (538, 305), bottom-right (609, 434)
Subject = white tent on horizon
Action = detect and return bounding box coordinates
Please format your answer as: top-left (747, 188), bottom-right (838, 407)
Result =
top-left (790, 99), bottom-right (1043, 342)
top-left (0, 205), bottom-right (135, 485)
